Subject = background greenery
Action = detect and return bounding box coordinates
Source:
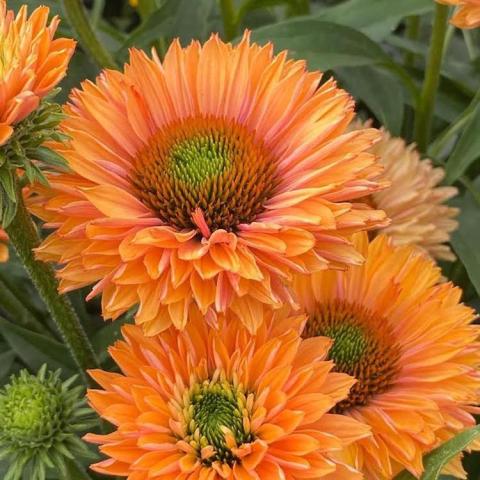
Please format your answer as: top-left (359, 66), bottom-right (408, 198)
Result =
top-left (1, 0), bottom-right (479, 478)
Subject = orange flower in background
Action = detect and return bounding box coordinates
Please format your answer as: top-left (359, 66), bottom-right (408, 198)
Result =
top-left (85, 311), bottom-right (370, 479)
top-left (28, 33), bottom-right (387, 335)
top-left (438, 0), bottom-right (480, 28)
top-left (0, 230), bottom-right (8, 262)
top-left (356, 123), bottom-right (458, 261)
top-left (294, 234), bottom-right (480, 479)
top-left (0, 0), bottom-right (75, 146)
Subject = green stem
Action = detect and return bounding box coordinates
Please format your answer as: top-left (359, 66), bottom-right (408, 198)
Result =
top-left (62, 0), bottom-right (118, 69)
top-left (220, 0), bottom-right (238, 41)
top-left (463, 30), bottom-right (479, 61)
top-left (414, 3), bottom-right (450, 152)
top-left (91, 0), bottom-right (105, 27)
top-left (404, 15), bottom-right (421, 67)
top-left (5, 194), bottom-right (99, 383)
top-left (429, 88), bottom-right (480, 157)
top-left (65, 459), bottom-right (93, 480)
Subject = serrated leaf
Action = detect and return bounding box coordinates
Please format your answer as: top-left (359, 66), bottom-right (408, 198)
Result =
top-left (394, 426), bottom-right (480, 480)
top-left (0, 316), bottom-right (76, 377)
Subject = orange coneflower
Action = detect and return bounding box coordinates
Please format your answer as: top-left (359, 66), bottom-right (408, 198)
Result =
top-left (0, 0), bottom-right (75, 146)
top-left (28, 33), bottom-right (388, 334)
top-left (438, 0), bottom-right (480, 28)
top-left (355, 123), bottom-right (458, 261)
top-left (85, 310), bottom-right (370, 479)
top-left (294, 233), bottom-right (480, 479)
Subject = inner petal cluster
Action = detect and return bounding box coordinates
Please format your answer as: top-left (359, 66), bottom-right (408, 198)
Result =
top-left (304, 300), bottom-right (402, 412)
top-left (180, 376), bottom-right (254, 466)
top-left (131, 116), bottom-right (278, 234)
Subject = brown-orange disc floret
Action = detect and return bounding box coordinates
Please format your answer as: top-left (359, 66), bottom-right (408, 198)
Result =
top-left (131, 116), bottom-right (278, 234)
top-left (304, 300), bottom-right (401, 413)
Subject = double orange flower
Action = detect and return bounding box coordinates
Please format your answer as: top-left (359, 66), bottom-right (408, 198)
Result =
top-left (1, 1), bottom-right (479, 479)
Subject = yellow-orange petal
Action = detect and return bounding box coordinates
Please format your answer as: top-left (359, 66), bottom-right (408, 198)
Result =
top-left (294, 233), bottom-right (480, 479)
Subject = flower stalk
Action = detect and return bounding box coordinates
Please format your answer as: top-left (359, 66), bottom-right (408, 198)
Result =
top-left (5, 190), bottom-right (99, 383)
top-left (220, 0), bottom-right (238, 41)
top-left (414, 4), bottom-right (450, 152)
top-left (62, 0), bottom-right (118, 69)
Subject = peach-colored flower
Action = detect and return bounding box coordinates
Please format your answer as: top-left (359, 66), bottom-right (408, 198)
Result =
top-left (356, 123), bottom-right (458, 261)
top-left (28, 33), bottom-right (387, 335)
top-left (85, 310), bottom-right (370, 479)
top-left (438, 0), bottom-right (480, 28)
top-left (0, 0), bottom-right (75, 146)
top-left (294, 233), bottom-right (480, 479)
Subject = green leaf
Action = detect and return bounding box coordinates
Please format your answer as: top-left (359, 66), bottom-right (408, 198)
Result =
top-left (250, 19), bottom-right (391, 70)
top-left (0, 167), bottom-right (17, 203)
top-left (445, 105), bottom-right (480, 184)
top-left (92, 316), bottom-right (129, 363)
top-left (336, 65), bottom-right (405, 135)
top-left (120, 0), bottom-right (215, 53)
top-left (394, 426), bottom-right (480, 480)
top-left (33, 146), bottom-right (69, 171)
top-left (451, 178), bottom-right (480, 296)
top-left (0, 351), bottom-right (15, 382)
top-left (315, 0), bottom-right (434, 41)
top-left (0, 317), bottom-right (76, 377)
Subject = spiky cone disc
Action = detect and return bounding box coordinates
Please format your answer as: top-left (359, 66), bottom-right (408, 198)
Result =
top-left (85, 309), bottom-right (371, 479)
top-left (0, 365), bottom-right (97, 480)
top-left (28, 32), bottom-right (388, 335)
top-left (294, 233), bottom-right (480, 479)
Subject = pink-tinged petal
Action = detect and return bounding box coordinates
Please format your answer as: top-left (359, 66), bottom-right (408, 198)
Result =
top-left (82, 185), bottom-right (152, 218)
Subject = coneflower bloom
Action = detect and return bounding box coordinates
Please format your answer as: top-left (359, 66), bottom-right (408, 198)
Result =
top-left (85, 311), bottom-right (370, 479)
top-left (294, 233), bottom-right (480, 479)
top-left (438, 0), bottom-right (480, 28)
top-left (355, 123), bottom-right (458, 261)
top-left (0, 0), bottom-right (75, 146)
top-left (28, 33), bottom-right (387, 334)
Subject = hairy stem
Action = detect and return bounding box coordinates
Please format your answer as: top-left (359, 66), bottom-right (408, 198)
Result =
top-left (5, 194), bottom-right (99, 383)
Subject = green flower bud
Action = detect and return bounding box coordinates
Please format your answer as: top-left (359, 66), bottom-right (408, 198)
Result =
top-left (0, 90), bottom-right (69, 227)
top-left (0, 365), bottom-right (96, 480)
